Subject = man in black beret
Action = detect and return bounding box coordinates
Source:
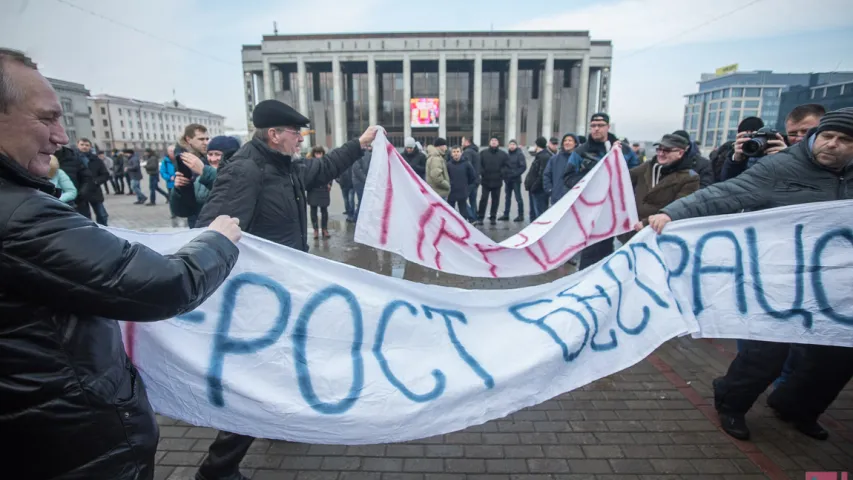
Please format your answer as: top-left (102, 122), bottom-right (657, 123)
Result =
top-left (194, 100), bottom-right (378, 480)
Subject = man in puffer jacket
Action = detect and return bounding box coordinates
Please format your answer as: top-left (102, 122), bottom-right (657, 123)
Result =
top-left (499, 139), bottom-right (526, 222)
top-left (425, 138), bottom-right (451, 199)
top-left (0, 48), bottom-right (242, 480)
top-left (648, 108), bottom-right (853, 443)
top-left (478, 136), bottom-right (509, 225)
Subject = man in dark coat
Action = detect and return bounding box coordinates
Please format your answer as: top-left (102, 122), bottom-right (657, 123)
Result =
top-left (478, 136), bottom-right (509, 225)
top-left (461, 135), bottom-right (481, 224)
top-left (446, 145), bottom-right (477, 221)
top-left (499, 139), bottom-right (526, 222)
top-left (710, 116), bottom-right (764, 182)
top-left (649, 108), bottom-right (853, 442)
top-left (352, 145), bottom-right (372, 222)
top-left (194, 99), bottom-right (377, 480)
top-left (125, 149), bottom-right (147, 204)
top-left (76, 138), bottom-right (110, 225)
top-left (336, 164), bottom-right (355, 222)
top-left (524, 136), bottom-right (551, 220)
top-left (0, 47), bottom-right (242, 480)
top-left (563, 113), bottom-right (639, 270)
top-left (402, 136), bottom-right (426, 179)
top-left (672, 130), bottom-right (713, 188)
top-left (56, 144), bottom-right (94, 214)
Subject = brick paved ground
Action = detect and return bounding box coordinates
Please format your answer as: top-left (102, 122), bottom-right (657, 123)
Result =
top-left (103, 189), bottom-right (853, 480)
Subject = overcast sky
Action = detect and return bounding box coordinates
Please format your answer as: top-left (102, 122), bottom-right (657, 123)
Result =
top-left (2, 0), bottom-right (852, 141)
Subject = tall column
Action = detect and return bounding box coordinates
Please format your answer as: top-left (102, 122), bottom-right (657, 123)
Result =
top-left (473, 53), bottom-right (483, 146)
top-left (438, 52), bottom-right (447, 138)
top-left (332, 56), bottom-right (345, 146)
top-left (576, 53), bottom-right (590, 137)
top-left (273, 67), bottom-right (282, 94)
top-left (507, 53), bottom-right (519, 142)
top-left (244, 71), bottom-right (254, 131)
top-left (368, 55), bottom-right (378, 127)
top-left (600, 67), bottom-right (610, 112)
top-left (403, 54), bottom-right (411, 140)
top-left (262, 57), bottom-right (273, 102)
top-left (586, 68), bottom-right (599, 123)
top-left (541, 53), bottom-right (555, 140)
top-left (297, 57), bottom-right (311, 149)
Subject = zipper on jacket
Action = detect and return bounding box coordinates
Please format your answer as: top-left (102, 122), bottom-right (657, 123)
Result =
top-left (839, 175), bottom-right (846, 199)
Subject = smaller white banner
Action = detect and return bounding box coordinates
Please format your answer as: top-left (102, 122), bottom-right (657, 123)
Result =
top-left (355, 132), bottom-right (639, 278)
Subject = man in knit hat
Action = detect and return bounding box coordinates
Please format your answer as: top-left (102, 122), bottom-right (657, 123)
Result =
top-left (646, 107), bottom-right (853, 442)
top-left (402, 136), bottom-right (426, 179)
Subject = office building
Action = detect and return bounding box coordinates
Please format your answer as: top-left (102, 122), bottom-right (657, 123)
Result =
top-left (48, 77), bottom-right (93, 144)
top-left (241, 31), bottom-right (613, 148)
top-left (683, 70), bottom-right (853, 148)
top-left (776, 79), bottom-right (853, 131)
top-left (89, 95), bottom-right (226, 152)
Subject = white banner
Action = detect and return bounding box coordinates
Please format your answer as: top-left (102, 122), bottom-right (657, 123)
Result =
top-left (114, 200), bottom-right (853, 445)
top-left (354, 132), bottom-right (639, 277)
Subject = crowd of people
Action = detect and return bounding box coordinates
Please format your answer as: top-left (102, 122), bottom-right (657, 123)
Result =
top-left (2, 47), bottom-right (853, 480)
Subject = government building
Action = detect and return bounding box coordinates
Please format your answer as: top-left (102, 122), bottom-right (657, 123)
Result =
top-left (241, 31), bottom-right (612, 148)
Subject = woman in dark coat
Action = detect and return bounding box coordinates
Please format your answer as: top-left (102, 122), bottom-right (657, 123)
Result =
top-left (306, 146), bottom-right (332, 239)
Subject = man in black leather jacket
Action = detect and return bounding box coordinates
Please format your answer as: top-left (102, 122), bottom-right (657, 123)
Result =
top-left (0, 48), bottom-right (243, 479)
top-left (195, 99), bottom-right (377, 480)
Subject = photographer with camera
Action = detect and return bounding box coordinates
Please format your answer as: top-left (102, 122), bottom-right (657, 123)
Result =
top-left (720, 127), bottom-right (787, 181)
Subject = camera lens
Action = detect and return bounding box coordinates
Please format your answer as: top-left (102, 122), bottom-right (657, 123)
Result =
top-left (742, 137), bottom-right (767, 157)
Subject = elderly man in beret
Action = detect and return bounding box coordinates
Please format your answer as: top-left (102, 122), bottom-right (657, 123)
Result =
top-left (194, 100), bottom-right (377, 480)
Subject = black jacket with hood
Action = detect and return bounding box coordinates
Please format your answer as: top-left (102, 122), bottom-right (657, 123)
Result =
top-left (0, 151), bottom-right (238, 479)
top-left (460, 143), bottom-right (482, 184)
top-left (525, 148), bottom-right (552, 194)
top-left (502, 147), bottom-right (527, 182)
top-left (480, 146), bottom-right (510, 189)
top-left (402, 147), bottom-right (427, 179)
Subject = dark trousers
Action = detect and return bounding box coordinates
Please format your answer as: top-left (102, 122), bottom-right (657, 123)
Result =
top-left (503, 180), bottom-right (523, 218)
top-left (529, 191), bottom-right (549, 220)
top-left (76, 199), bottom-right (109, 226)
top-left (114, 174), bottom-right (126, 193)
top-left (579, 239), bottom-right (614, 270)
top-left (478, 185), bottom-right (501, 221)
top-left (102, 179), bottom-right (111, 195)
top-left (149, 176), bottom-right (169, 204)
top-left (449, 198), bottom-right (472, 220)
top-left (310, 205), bottom-right (329, 230)
top-left (126, 174), bottom-right (133, 194)
top-left (341, 187), bottom-right (355, 218)
top-left (468, 185), bottom-right (479, 219)
top-left (716, 340), bottom-right (853, 423)
top-left (198, 431), bottom-right (255, 480)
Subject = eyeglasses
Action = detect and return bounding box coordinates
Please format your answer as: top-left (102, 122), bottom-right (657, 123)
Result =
top-left (655, 147), bottom-right (679, 153)
top-left (589, 123), bottom-right (608, 129)
top-left (281, 128), bottom-right (302, 136)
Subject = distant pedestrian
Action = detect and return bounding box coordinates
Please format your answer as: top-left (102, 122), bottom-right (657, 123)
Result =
top-left (478, 136), bottom-right (509, 225)
top-left (352, 144), bottom-right (372, 221)
top-left (446, 145), bottom-right (477, 220)
top-left (124, 149), bottom-right (146, 204)
top-left (499, 139), bottom-right (526, 222)
top-left (402, 136), bottom-right (427, 178)
top-left (425, 137), bottom-right (451, 200)
top-left (524, 136), bottom-right (551, 220)
top-left (144, 148), bottom-right (168, 205)
top-left (305, 146), bottom-right (332, 239)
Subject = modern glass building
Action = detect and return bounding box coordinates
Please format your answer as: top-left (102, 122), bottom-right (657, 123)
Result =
top-left (683, 71), bottom-right (853, 149)
top-left (241, 32), bottom-right (613, 149)
top-left (776, 79), bottom-right (853, 131)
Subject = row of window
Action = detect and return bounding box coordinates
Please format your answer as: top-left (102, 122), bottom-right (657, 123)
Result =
top-left (687, 87), bottom-right (780, 105)
top-left (95, 105), bottom-right (223, 127)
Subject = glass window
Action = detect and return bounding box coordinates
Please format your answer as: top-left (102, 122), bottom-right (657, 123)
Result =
top-left (708, 112), bottom-right (717, 126)
top-left (709, 103), bottom-right (718, 111)
top-left (763, 88), bottom-right (779, 97)
top-left (105, 131), bottom-right (110, 139)
top-left (729, 110), bottom-right (740, 128)
top-left (732, 88), bottom-right (743, 97)
top-left (743, 110), bottom-right (758, 117)
top-left (721, 89), bottom-right (729, 98)
top-left (120, 120), bottom-right (124, 127)
top-left (100, 107), bottom-right (106, 115)
top-left (118, 108), bottom-right (123, 115)
top-left (719, 100), bottom-right (727, 111)
top-left (102, 119), bottom-right (108, 126)
top-left (727, 130), bottom-right (737, 141)
top-left (717, 114), bottom-right (725, 129)
top-left (732, 100), bottom-right (742, 108)
top-left (744, 100), bottom-right (760, 108)
top-left (711, 90), bottom-right (723, 100)
top-left (745, 88), bottom-right (761, 97)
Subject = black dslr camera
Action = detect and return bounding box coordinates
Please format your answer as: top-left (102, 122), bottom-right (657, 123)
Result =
top-left (742, 127), bottom-right (787, 158)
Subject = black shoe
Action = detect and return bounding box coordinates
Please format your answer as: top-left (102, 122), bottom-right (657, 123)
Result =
top-left (718, 412), bottom-right (750, 440)
top-left (146, 202), bottom-right (155, 206)
top-left (794, 421), bottom-right (829, 440)
top-left (195, 472), bottom-right (250, 480)
top-left (489, 218), bottom-right (497, 225)
top-left (497, 215), bottom-right (510, 221)
top-left (513, 216), bottom-right (524, 222)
